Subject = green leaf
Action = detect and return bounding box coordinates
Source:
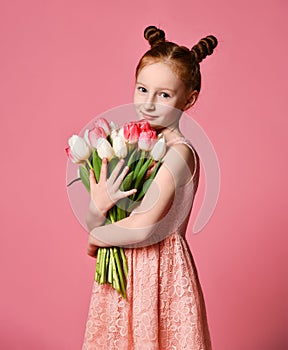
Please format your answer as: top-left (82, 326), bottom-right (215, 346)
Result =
top-left (108, 157), bottom-right (119, 176)
top-left (120, 171), bottom-right (134, 191)
top-left (127, 148), bottom-right (138, 170)
top-left (133, 150), bottom-right (146, 181)
top-left (134, 160), bottom-right (163, 201)
top-left (92, 149), bottom-right (102, 183)
top-left (134, 178), bottom-right (153, 202)
top-left (79, 165), bottom-right (90, 192)
top-left (134, 158), bottom-right (153, 189)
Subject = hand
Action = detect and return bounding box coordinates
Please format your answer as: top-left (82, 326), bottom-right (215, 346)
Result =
top-left (87, 235), bottom-right (98, 258)
top-left (89, 158), bottom-right (137, 215)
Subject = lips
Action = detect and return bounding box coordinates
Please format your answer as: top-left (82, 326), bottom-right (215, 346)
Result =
top-left (141, 112), bottom-right (157, 120)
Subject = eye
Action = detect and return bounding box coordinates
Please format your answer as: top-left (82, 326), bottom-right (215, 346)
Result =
top-left (137, 86), bottom-right (147, 93)
top-left (160, 92), bottom-right (171, 99)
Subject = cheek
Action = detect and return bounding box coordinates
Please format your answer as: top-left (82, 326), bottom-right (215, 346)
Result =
top-left (133, 91), bottom-right (144, 105)
top-left (157, 104), bottom-right (180, 116)
top-left (158, 105), bottom-right (183, 125)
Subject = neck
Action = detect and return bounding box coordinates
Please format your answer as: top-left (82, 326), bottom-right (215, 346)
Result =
top-left (157, 124), bottom-right (184, 142)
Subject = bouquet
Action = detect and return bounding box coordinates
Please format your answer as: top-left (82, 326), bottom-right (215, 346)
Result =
top-left (65, 117), bottom-right (166, 298)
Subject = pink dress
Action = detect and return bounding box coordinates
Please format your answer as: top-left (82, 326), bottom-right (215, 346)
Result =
top-left (82, 138), bottom-right (212, 350)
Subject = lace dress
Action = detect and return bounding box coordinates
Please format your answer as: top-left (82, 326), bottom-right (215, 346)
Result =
top-left (82, 138), bottom-right (212, 350)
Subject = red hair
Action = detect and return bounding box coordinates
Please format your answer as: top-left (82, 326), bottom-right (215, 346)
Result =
top-left (136, 26), bottom-right (218, 93)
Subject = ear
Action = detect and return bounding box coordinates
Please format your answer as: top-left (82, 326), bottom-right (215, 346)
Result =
top-left (183, 90), bottom-right (198, 111)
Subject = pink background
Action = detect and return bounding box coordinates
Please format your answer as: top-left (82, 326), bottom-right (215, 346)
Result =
top-left (0, 0), bottom-right (287, 349)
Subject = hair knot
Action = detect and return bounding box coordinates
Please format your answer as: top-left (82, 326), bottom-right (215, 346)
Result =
top-left (144, 25), bottom-right (166, 48)
top-left (191, 35), bottom-right (218, 63)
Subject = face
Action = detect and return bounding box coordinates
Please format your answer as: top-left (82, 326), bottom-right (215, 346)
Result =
top-left (134, 62), bottom-right (196, 130)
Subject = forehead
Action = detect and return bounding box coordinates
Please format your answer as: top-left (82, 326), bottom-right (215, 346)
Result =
top-left (137, 62), bottom-right (183, 88)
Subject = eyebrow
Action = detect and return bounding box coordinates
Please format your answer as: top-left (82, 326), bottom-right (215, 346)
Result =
top-left (136, 81), bottom-right (175, 93)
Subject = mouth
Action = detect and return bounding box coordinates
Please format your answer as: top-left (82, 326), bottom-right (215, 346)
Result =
top-left (140, 112), bottom-right (157, 120)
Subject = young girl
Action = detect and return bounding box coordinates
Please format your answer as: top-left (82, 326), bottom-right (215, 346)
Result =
top-left (83, 25), bottom-right (218, 350)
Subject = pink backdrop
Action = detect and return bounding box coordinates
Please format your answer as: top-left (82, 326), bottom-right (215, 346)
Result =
top-left (0, 0), bottom-right (287, 349)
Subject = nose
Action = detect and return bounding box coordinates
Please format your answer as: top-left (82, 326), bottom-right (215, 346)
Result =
top-left (143, 94), bottom-right (156, 111)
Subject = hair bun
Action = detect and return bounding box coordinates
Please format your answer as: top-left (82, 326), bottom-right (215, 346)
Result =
top-left (191, 35), bottom-right (218, 63)
top-left (144, 25), bottom-right (166, 47)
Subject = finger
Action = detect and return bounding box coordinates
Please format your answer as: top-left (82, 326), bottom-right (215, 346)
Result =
top-left (116, 188), bottom-right (137, 201)
top-left (87, 243), bottom-right (98, 258)
top-left (113, 164), bottom-right (130, 189)
top-left (89, 169), bottom-right (96, 186)
top-left (109, 159), bottom-right (125, 184)
top-left (99, 158), bottom-right (108, 182)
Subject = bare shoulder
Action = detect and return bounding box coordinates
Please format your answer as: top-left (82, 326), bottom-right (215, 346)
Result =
top-left (163, 142), bottom-right (199, 186)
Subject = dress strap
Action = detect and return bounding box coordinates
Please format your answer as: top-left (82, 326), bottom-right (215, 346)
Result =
top-left (166, 137), bottom-right (199, 181)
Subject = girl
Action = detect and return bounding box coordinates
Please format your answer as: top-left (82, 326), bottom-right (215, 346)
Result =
top-left (83, 25), bottom-right (218, 349)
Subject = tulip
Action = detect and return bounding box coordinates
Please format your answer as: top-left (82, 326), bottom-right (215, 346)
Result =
top-left (113, 133), bottom-right (128, 158)
top-left (83, 128), bottom-right (90, 146)
top-left (118, 127), bottom-right (125, 139)
top-left (123, 122), bottom-right (140, 144)
top-left (97, 137), bottom-right (115, 160)
top-left (150, 135), bottom-right (166, 161)
top-left (137, 120), bottom-right (152, 132)
top-left (109, 121), bottom-right (118, 132)
top-left (110, 129), bottom-right (118, 142)
top-left (88, 126), bottom-right (107, 148)
top-left (95, 117), bottom-right (110, 136)
top-left (138, 130), bottom-right (157, 151)
top-left (66, 135), bottom-right (91, 164)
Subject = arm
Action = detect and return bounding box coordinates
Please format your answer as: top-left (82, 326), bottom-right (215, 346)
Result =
top-left (85, 200), bottom-right (106, 232)
top-left (88, 143), bottom-right (196, 248)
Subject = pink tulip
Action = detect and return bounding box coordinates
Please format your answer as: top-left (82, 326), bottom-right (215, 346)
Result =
top-left (88, 126), bottom-right (107, 148)
top-left (137, 120), bottom-right (152, 132)
top-left (138, 130), bottom-right (157, 151)
top-left (123, 122), bottom-right (140, 144)
top-left (94, 117), bottom-right (110, 136)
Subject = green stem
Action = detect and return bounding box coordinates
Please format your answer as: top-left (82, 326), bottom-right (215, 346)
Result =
top-left (86, 158), bottom-right (93, 170)
top-left (95, 249), bottom-right (102, 282)
top-left (100, 248), bottom-right (107, 284)
top-left (120, 247), bottom-right (128, 278)
top-left (108, 248), bottom-right (113, 284)
top-left (105, 248), bottom-right (110, 282)
top-left (114, 248), bottom-right (126, 299)
top-left (111, 252), bottom-right (121, 294)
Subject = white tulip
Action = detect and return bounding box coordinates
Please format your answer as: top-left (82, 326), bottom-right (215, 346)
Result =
top-left (109, 121), bottom-right (118, 132)
top-left (110, 129), bottom-right (118, 141)
top-left (118, 127), bottom-right (125, 140)
top-left (113, 134), bottom-right (128, 158)
top-left (97, 137), bottom-right (115, 161)
top-left (150, 136), bottom-right (166, 161)
top-left (83, 129), bottom-right (90, 146)
top-left (67, 135), bottom-right (91, 163)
